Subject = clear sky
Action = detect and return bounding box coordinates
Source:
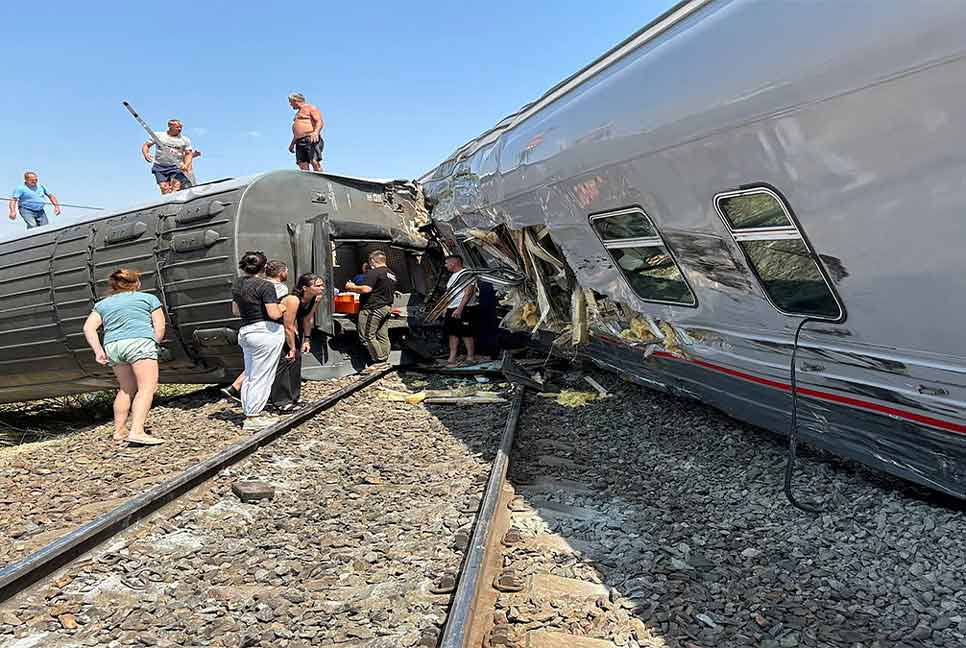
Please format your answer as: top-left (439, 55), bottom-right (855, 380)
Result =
top-left (1, 0), bottom-right (677, 237)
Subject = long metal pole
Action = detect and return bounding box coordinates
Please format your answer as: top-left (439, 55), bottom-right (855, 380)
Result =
top-left (122, 100), bottom-right (197, 185)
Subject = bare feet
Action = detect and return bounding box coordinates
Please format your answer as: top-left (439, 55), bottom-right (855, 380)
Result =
top-left (113, 431), bottom-right (127, 441)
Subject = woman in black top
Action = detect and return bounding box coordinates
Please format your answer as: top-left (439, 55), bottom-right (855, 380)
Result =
top-left (231, 251), bottom-right (286, 430)
top-left (271, 273), bottom-right (326, 410)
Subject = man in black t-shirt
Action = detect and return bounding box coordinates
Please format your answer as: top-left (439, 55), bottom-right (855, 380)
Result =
top-left (344, 250), bottom-right (397, 371)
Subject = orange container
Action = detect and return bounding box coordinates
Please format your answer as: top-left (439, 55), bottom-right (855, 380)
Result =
top-left (334, 293), bottom-right (360, 315)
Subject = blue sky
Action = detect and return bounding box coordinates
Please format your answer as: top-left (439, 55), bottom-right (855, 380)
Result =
top-left (1, 0), bottom-right (676, 236)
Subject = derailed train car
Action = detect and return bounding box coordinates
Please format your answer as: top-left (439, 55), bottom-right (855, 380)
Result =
top-left (0, 170), bottom-right (439, 403)
top-left (422, 0), bottom-right (966, 497)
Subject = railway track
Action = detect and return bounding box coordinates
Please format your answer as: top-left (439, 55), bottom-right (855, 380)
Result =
top-left (0, 367), bottom-right (532, 646)
top-left (0, 367), bottom-right (395, 606)
top-left (3, 362), bottom-right (965, 647)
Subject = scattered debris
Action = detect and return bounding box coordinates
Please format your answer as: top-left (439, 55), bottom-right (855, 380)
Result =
top-left (231, 481), bottom-right (275, 503)
top-left (582, 376), bottom-right (610, 399)
top-left (539, 389), bottom-right (597, 408)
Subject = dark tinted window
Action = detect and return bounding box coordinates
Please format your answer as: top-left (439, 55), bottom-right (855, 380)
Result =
top-left (592, 211), bottom-right (656, 240)
top-left (718, 193), bottom-right (790, 229)
top-left (610, 246), bottom-right (696, 305)
top-left (740, 239), bottom-right (840, 317)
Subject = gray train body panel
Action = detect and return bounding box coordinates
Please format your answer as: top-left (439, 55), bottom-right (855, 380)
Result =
top-left (0, 170), bottom-right (428, 403)
top-left (423, 0), bottom-right (966, 496)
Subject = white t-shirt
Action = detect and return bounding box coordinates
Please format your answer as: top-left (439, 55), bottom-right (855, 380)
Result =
top-left (273, 282), bottom-right (288, 298)
top-left (446, 269), bottom-right (478, 309)
top-left (153, 131), bottom-right (192, 167)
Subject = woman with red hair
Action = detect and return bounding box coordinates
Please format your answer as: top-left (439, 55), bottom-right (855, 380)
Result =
top-left (83, 268), bottom-right (166, 445)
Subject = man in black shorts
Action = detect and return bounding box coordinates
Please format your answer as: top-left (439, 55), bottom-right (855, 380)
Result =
top-left (442, 254), bottom-right (478, 367)
top-left (287, 92), bottom-right (324, 171)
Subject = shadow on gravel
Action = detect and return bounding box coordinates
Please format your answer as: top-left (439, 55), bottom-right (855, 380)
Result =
top-left (498, 371), bottom-right (966, 647)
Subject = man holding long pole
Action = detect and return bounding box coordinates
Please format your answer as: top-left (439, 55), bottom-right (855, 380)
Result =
top-left (140, 118), bottom-right (194, 195)
top-left (8, 171), bottom-right (60, 229)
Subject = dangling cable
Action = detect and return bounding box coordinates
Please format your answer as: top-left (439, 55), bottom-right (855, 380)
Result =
top-left (783, 316), bottom-right (827, 513)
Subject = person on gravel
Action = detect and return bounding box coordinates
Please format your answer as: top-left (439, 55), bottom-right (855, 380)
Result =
top-left (232, 251), bottom-right (286, 431)
top-left (222, 260), bottom-right (290, 402)
top-left (82, 268), bottom-right (166, 446)
top-left (270, 273), bottom-right (326, 411)
top-left (344, 250), bottom-right (397, 373)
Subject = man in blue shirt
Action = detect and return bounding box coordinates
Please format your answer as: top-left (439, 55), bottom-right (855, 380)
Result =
top-left (8, 171), bottom-right (60, 229)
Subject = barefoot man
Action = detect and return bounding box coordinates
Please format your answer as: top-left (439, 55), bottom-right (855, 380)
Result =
top-left (287, 92), bottom-right (324, 171)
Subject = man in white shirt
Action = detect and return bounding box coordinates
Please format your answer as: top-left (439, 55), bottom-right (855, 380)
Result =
top-left (141, 119), bottom-right (193, 194)
top-left (443, 254), bottom-right (478, 367)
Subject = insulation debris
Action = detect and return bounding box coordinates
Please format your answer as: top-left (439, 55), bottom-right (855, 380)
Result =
top-left (377, 388), bottom-right (506, 405)
top-left (659, 321), bottom-right (684, 357)
top-left (619, 316), bottom-right (661, 344)
top-left (503, 301), bottom-right (541, 331)
top-left (538, 389), bottom-right (598, 408)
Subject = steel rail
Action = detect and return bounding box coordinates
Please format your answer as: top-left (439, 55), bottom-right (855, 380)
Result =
top-left (0, 366), bottom-right (394, 604)
top-left (439, 385), bottom-right (525, 648)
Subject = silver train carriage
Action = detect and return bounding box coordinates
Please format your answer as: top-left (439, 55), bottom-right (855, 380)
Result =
top-left (0, 171), bottom-right (437, 404)
top-left (421, 0), bottom-right (966, 497)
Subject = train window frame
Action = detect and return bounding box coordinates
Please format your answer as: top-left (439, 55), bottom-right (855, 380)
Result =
top-left (713, 186), bottom-right (844, 321)
top-left (588, 206), bottom-right (697, 308)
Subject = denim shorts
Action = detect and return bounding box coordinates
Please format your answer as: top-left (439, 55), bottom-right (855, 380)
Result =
top-left (19, 207), bottom-right (48, 229)
top-left (151, 164), bottom-right (189, 186)
top-left (105, 338), bottom-right (159, 366)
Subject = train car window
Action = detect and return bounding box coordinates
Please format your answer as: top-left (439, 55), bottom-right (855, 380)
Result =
top-left (714, 188), bottom-right (843, 319)
top-left (592, 211), bottom-right (656, 240)
top-left (717, 193), bottom-right (791, 229)
top-left (589, 207), bottom-right (696, 306)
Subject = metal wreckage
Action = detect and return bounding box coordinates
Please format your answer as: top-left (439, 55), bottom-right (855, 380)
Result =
top-left (0, 0), bottom-right (964, 503)
top-left (420, 0), bottom-right (966, 502)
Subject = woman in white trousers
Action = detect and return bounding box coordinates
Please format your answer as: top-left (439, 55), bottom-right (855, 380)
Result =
top-left (232, 251), bottom-right (286, 431)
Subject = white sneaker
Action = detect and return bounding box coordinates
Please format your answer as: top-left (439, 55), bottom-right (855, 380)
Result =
top-left (243, 415), bottom-right (279, 431)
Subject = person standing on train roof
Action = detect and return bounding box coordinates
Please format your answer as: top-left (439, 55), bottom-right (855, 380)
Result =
top-left (271, 273), bottom-right (326, 411)
top-left (8, 171), bottom-right (60, 229)
top-left (344, 250), bottom-right (397, 373)
top-left (141, 119), bottom-right (193, 195)
top-left (221, 260), bottom-right (290, 403)
top-left (82, 269), bottom-right (166, 446)
top-left (232, 251), bottom-right (287, 430)
top-left (287, 92), bottom-right (324, 172)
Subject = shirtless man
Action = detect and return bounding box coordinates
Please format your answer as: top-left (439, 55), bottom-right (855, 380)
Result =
top-left (141, 119), bottom-right (193, 194)
top-left (287, 92), bottom-right (324, 171)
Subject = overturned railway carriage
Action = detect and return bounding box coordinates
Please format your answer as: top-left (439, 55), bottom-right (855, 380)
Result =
top-left (423, 0), bottom-right (966, 497)
top-left (0, 171), bottom-right (435, 403)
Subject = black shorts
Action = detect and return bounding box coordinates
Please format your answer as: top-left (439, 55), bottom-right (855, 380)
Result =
top-left (444, 306), bottom-right (477, 337)
top-left (295, 136), bottom-right (324, 164)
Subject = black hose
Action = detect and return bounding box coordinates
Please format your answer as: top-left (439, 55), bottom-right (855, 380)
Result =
top-left (783, 316), bottom-right (827, 513)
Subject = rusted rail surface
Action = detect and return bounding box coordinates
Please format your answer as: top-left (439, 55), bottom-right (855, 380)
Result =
top-left (440, 385), bottom-right (525, 647)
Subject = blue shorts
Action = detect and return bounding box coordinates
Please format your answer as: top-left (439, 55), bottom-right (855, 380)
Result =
top-left (151, 164), bottom-right (189, 186)
top-left (105, 338), bottom-right (159, 366)
top-left (19, 207), bottom-right (48, 229)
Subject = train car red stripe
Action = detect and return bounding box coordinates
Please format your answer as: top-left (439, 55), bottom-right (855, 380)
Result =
top-left (648, 350), bottom-right (966, 435)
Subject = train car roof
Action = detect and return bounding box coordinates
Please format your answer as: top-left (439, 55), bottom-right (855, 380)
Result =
top-left (0, 170), bottom-right (403, 245)
top-left (419, 0), bottom-right (712, 181)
